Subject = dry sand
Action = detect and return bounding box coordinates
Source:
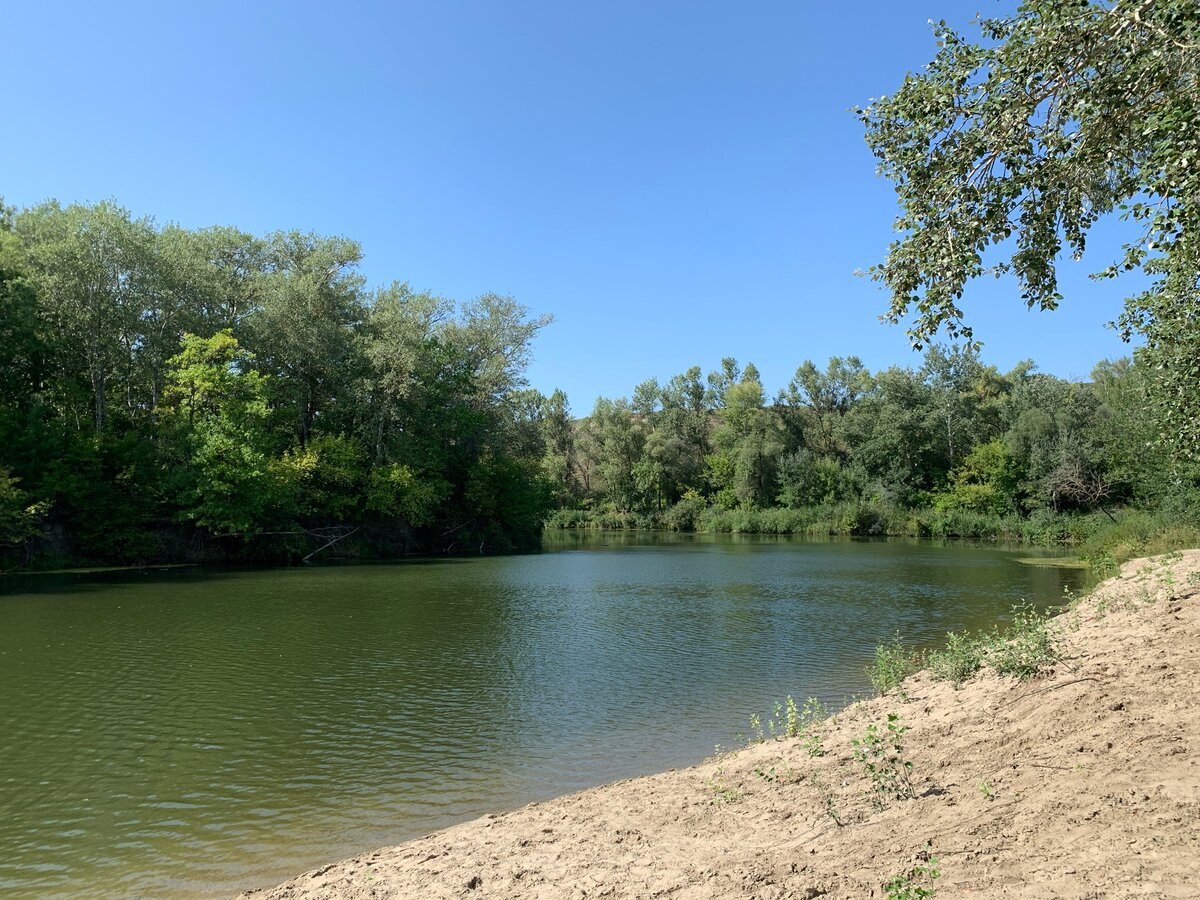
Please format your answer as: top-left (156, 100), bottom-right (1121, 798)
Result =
top-left (240, 551), bottom-right (1200, 899)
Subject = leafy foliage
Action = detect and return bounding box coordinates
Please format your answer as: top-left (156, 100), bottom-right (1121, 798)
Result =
top-left (852, 713), bottom-right (916, 809)
top-left (552, 343), bottom-right (1195, 543)
top-left (858, 0), bottom-right (1200, 458)
top-left (0, 198), bottom-right (555, 566)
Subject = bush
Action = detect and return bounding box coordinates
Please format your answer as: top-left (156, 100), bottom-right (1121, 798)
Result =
top-left (662, 489), bottom-right (708, 531)
top-left (987, 603), bottom-right (1060, 679)
top-left (927, 631), bottom-right (984, 687)
top-left (868, 633), bottom-right (923, 695)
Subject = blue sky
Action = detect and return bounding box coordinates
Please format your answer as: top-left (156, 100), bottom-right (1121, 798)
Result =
top-left (4, 1), bottom-right (1143, 410)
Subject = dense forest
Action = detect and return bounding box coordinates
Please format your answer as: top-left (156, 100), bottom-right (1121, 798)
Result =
top-left (1, 197), bottom-right (1197, 569)
top-left (545, 350), bottom-right (1199, 556)
top-left (0, 199), bottom-right (557, 566)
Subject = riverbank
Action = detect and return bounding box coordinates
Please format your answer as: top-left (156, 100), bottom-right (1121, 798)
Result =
top-left (546, 503), bottom-right (1200, 569)
top-left (239, 550), bottom-right (1200, 899)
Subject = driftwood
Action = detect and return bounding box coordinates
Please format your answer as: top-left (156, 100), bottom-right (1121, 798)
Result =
top-left (302, 526), bottom-right (360, 563)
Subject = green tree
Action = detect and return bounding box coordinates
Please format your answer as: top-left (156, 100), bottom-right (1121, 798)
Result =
top-left (843, 366), bottom-right (942, 504)
top-left (777, 450), bottom-right (856, 508)
top-left (539, 389), bottom-right (577, 507)
top-left (0, 469), bottom-right (48, 551)
top-left (0, 227), bottom-right (50, 411)
top-left (1088, 357), bottom-right (1174, 502)
top-left (859, 0), bottom-right (1200, 455)
top-left (161, 331), bottom-right (282, 534)
top-left (778, 356), bottom-right (873, 458)
top-left (921, 345), bottom-right (1001, 470)
top-left (249, 231), bottom-right (367, 445)
top-left (655, 366), bottom-right (711, 497)
top-left (711, 371), bottom-right (784, 508)
top-left (937, 438), bottom-right (1022, 515)
top-left (16, 200), bottom-right (159, 433)
top-left (1001, 367), bottom-right (1103, 509)
top-left (360, 281), bottom-right (452, 463)
top-left (581, 397), bottom-right (645, 512)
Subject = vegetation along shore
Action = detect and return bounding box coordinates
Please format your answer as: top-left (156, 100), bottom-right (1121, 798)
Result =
top-left (2, 198), bottom-right (1197, 572)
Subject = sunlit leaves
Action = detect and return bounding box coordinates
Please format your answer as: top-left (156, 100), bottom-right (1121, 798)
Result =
top-left (860, 0), bottom-right (1200, 456)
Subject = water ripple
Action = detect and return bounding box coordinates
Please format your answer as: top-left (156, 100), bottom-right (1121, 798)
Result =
top-left (0, 538), bottom-right (1085, 898)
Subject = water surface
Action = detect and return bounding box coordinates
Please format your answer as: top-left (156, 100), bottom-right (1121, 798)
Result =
top-left (0, 534), bottom-right (1086, 898)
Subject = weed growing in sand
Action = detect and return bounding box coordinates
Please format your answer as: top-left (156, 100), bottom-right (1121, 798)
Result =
top-left (884, 844), bottom-right (940, 899)
top-left (748, 695), bottom-right (828, 749)
top-left (811, 769), bottom-right (844, 827)
top-left (1059, 585), bottom-right (1084, 631)
top-left (803, 729), bottom-right (826, 759)
top-left (710, 743), bottom-right (740, 762)
top-left (988, 602), bottom-right (1060, 679)
top-left (978, 781), bottom-right (994, 801)
top-left (927, 632), bottom-right (983, 687)
top-left (749, 713), bottom-right (765, 743)
top-left (707, 766), bottom-right (743, 805)
top-left (1188, 572), bottom-right (1200, 586)
top-left (868, 633), bottom-right (923, 696)
top-left (852, 713), bottom-right (915, 809)
top-left (765, 699), bottom-right (790, 738)
top-left (799, 697), bottom-right (828, 757)
top-left (785, 696), bottom-right (800, 736)
top-left (754, 764), bottom-right (801, 785)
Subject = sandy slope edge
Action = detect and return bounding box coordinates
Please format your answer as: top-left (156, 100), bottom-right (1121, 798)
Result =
top-left (239, 552), bottom-right (1200, 899)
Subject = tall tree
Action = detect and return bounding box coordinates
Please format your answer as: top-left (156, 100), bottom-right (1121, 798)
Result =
top-left (16, 201), bottom-right (158, 433)
top-left (859, 0), bottom-right (1200, 456)
top-left (249, 231), bottom-right (366, 445)
top-left (778, 356), bottom-right (873, 458)
top-left (711, 369), bottom-right (784, 508)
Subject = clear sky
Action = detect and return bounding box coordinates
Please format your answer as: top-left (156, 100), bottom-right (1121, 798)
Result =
top-left (4, 1), bottom-right (1145, 410)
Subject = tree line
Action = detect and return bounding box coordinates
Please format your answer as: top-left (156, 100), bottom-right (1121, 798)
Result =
top-left (0, 198), bottom-right (557, 565)
top-left (545, 349), bottom-right (1200, 541)
top-left (1, 195), bottom-right (1196, 567)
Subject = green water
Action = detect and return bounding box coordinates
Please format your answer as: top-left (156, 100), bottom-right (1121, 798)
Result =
top-left (0, 534), bottom-right (1086, 898)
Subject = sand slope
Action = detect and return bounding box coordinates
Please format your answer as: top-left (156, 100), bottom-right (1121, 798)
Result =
top-left (240, 552), bottom-right (1200, 899)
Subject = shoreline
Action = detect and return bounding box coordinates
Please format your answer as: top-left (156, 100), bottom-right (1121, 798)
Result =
top-left (238, 550), bottom-right (1200, 899)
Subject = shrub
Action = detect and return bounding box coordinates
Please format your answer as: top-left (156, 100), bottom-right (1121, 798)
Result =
top-left (927, 631), bottom-right (983, 687)
top-left (868, 633), bottom-right (923, 696)
top-left (662, 489), bottom-right (708, 531)
top-left (852, 712), bottom-right (916, 809)
top-left (987, 602), bottom-right (1060, 679)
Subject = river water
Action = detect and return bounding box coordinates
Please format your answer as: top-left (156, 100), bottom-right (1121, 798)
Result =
top-left (0, 534), bottom-right (1086, 898)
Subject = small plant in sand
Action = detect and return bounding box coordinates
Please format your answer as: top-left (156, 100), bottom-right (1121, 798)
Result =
top-left (1059, 585), bottom-right (1084, 631)
top-left (754, 764), bottom-right (801, 785)
top-left (884, 844), bottom-right (940, 899)
top-left (765, 699), bottom-right (789, 738)
top-left (748, 713), bottom-right (765, 743)
top-left (784, 695), bottom-right (800, 737)
top-left (927, 631), bottom-right (983, 687)
top-left (1162, 567), bottom-right (1177, 594)
top-left (978, 781), bottom-right (994, 801)
top-left (811, 769), bottom-right (844, 827)
top-left (706, 766), bottom-right (743, 805)
top-left (868, 633), bottom-right (923, 696)
top-left (987, 602), bottom-right (1060, 679)
top-left (799, 696), bottom-right (828, 757)
top-left (750, 695), bottom-right (828, 747)
top-left (852, 713), bottom-right (916, 809)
